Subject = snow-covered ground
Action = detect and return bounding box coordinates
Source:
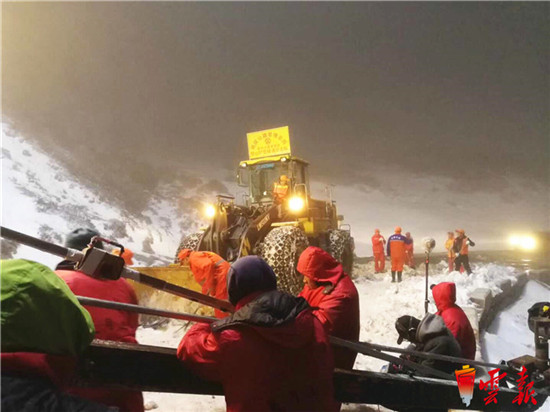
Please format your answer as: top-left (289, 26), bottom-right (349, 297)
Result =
top-left (482, 280), bottom-right (550, 364)
top-left (136, 259), bottom-right (526, 412)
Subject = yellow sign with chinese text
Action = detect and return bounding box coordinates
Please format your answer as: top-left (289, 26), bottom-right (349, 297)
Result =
top-left (246, 126), bottom-right (291, 160)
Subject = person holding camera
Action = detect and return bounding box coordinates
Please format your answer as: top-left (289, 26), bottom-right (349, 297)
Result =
top-left (453, 229), bottom-right (475, 275)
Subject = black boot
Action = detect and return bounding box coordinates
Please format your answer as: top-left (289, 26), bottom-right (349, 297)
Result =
top-left (397, 271), bottom-right (402, 283)
top-left (391, 271), bottom-right (396, 283)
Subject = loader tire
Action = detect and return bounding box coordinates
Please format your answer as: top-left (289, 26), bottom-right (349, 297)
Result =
top-left (329, 229), bottom-right (354, 275)
top-left (174, 232), bottom-right (203, 263)
top-left (260, 226), bottom-right (309, 295)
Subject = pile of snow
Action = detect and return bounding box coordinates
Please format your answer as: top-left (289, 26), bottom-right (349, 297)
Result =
top-left (137, 259), bottom-right (521, 411)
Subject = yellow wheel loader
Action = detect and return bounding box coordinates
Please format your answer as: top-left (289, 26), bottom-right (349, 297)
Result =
top-left (176, 126), bottom-right (354, 294)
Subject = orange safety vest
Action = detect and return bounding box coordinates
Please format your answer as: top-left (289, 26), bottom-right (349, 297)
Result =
top-left (273, 183), bottom-right (289, 200)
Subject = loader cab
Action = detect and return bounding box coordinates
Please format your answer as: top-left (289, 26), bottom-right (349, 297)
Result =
top-left (238, 156), bottom-right (309, 206)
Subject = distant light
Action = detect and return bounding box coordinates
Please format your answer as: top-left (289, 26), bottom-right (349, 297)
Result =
top-left (205, 204), bottom-right (216, 219)
top-left (288, 196), bottom-right (305, 212)
top-left (521, 236), bottom-right (536, 251)
top-left (509, 234), bottom-right (537, 251)
top-left (280, 157), bottom-right (287, 162)
top-left (240, 162), bottom-right (247, 168)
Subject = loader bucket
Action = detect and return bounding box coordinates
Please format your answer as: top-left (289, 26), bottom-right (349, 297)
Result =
top-left (129, 265), bottom-right (215, 321)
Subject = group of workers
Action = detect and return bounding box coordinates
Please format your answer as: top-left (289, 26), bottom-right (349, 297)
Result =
top-left (371, 227), bottom-right (415, 282)
top-left (372, 228), bottom-right (476, 277)
top-left (1, 227), bottom-right (476, 412)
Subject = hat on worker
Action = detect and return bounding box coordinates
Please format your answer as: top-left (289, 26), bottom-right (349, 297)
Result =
top-left (113, 248), bottom-right (134, 265)
top-left (280, 175), bottom-right (289, 182)
top-left (395, 226), bottom-right (402, 234)
top-left (395, 315), bottom-right (421, 344)
top-left (227, 256), bottom-right (277, 306)
top-left (455, 229), bottom-right (465, 235)
top-left (65, 228), bottom-right (103, 250)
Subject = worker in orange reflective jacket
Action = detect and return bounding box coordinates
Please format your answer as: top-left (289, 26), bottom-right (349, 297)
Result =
top-left (386, 227), bottom-right (411, 283)
top-left (453, 229), bottom-right (475, 275)
top-left (371, 229), bottom-right (386, 273)
top-left (272, 175), bottom-right (290, 204)
top-left (178, 249), bottom-right (231, 318)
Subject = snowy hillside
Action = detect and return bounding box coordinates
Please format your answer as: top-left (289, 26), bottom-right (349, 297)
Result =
top-left (1, 123), bottom-right (207, 267)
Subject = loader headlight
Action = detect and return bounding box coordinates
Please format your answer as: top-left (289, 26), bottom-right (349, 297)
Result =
top-left (288, 196), bottom-right (305, 212)
top-left (205, 204), bottom-right (216, 219)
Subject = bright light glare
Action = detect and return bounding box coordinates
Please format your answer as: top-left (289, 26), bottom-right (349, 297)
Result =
top-left (205, 204), bottom-right (216, 219)
top-left (509, 235), bottom-right (537, 251)
top-left (521, 236), bottom-right (536, 251)
top-left (288, 196), bottom-right (305, 212)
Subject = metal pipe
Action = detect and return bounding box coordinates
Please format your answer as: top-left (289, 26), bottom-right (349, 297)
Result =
top-left (356, 340), bottom-right (515, 372)
top-left (329, 336), bottom-right (453, 380)
top-left (1, 226), bottom-right (234, 314)
top-left (76, 296), bottom-right (216, 324)
top-left (1, 226), bottom-right (83, 262)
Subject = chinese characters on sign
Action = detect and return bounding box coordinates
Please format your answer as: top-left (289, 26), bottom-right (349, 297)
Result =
top-left (247, 126), bottom-right (291, 159)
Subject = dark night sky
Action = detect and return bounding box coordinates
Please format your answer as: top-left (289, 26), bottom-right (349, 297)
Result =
top-left (2, 2), bottom-right (549, 254)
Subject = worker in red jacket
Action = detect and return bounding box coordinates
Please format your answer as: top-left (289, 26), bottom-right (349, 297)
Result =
top-left (55, 228), bottom-right (144, 412)
top-left (387, 226), bottom-right (410, 283)
top-left (177, 249), bottom-right (230, 319)
top-left (404, 232), bottom-right (415, 269)
top-left (371, 229), bottom-right (386, 273)
top-left (431, 282), bottom-right (476, 360)
top-left (178, 256), bottom-right (336, 412)
top-left (298, 246), bottom-right (360, 370)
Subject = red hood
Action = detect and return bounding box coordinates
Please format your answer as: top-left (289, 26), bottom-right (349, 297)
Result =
top-left (432, 282), bottom-right (456, 312)
top-left (297, 246), bottom-right (345, 285)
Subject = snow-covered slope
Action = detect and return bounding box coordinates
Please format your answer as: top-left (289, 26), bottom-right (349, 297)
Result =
top-left (1, 123), bottom-right (206, 267)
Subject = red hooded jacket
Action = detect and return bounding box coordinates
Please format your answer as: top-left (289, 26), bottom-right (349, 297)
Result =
top-left (56, 267), bottom-right (144, 412)
top-left (432, 282), bottom-right (476, 360)
top-left (178, 290), bottom-right (336, 412)
top-left (297, 247), bottom-right (360, 369)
